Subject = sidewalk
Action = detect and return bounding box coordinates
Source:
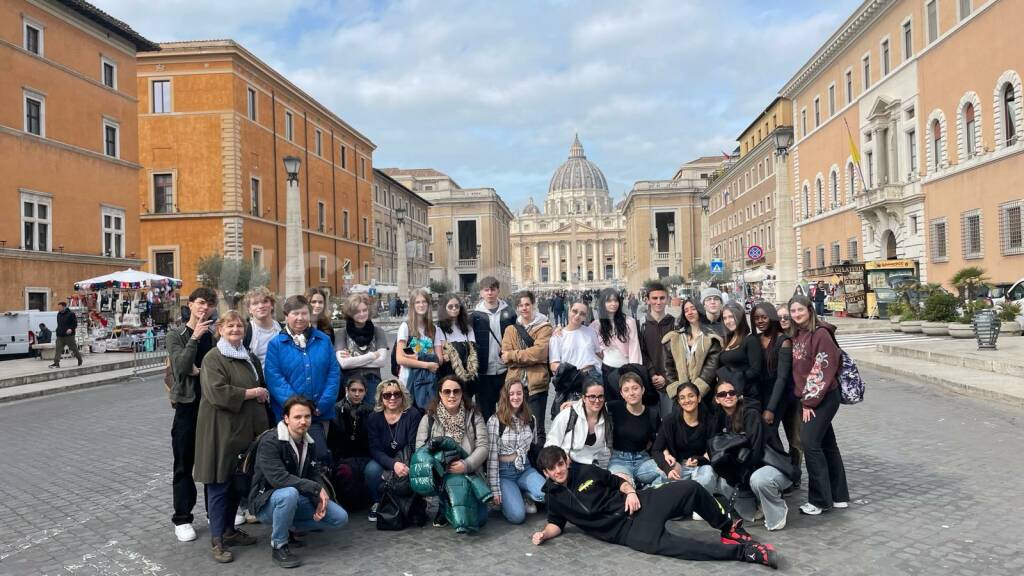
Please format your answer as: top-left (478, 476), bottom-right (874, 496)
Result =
top-left (850, 334), bottom-right (1024, 406)
top-left (0, 350), bottom-right (163, 404)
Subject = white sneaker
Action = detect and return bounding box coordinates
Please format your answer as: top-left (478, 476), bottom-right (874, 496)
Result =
top-left (832, 501), bottom-right (849, 509)
top-left (692, 512), bottom-right (703, 521)
top-left (174, 523), bottom-right (197, 542)
top-left (766, 516), bottom-right (787, 531)
top-left (524, 499), bottom-right (538, 514)
top-left (234, 510), bottom-right (246, 527)
top-left (799, 503), bottom-right (824, 515)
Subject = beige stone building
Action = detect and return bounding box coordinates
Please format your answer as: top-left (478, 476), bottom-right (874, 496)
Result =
top-left (371, 168), bottom-right (431, 290)
top-left (621, 157), bottom-right (720, 294)
top-left (381, 168), bottom-right (513, 293)
top-left (704, 98), bottom-right (797, 302)
top-left (509, 136), bottom-right (627, 291)
top-left (0, 0), bottom-right (157, 311)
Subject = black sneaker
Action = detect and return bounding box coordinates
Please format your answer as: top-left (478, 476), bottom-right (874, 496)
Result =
top-left (721, 518), bottom-right (756, 545)
top-left (432, 509), bottom-right (449, 527)
top-left (272, 545), bottom-right (302, 569)
top-left (288, 531), bottom-right (305, 548)
top-left (740, 542), bottom-right (779, 569)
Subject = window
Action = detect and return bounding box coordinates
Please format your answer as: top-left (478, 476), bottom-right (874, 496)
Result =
top-left (154, 251), bottom-right (176, 278)
top-left (317, 201), bottom-right (325, 232)
top-left (339, 145), bottom-right (347, 169)
top-left (802, 185), bottom-right (810, 218)
top-left (831, 242), bottom-right (841, 265)
top-left (816, 179), bottom-right (824, 213)
top-left (845, 70), bottom-right (853, 104)
top-left (1000, 200), bottom-right (1024, 255)
top-left (101, 58), bottom-right (117, 89)
top-left (250, 177), bottom-right (261, 216)
top-left (903, 20), bottom-right (913, 59)
top-left (803, 250), bottom-right (811, 269)
top-left (375, 224), bottom-right (381, 247)
top-left (828, 84), bottom-right (836, 116)
top-left (816, 246), bottom-right (826, 268)
top-left (908, 129), bottom-right (918, 175)
top-left (319, 256), bottom-right (328, 282)
top-left (362, 217), bottom-right (368, 243)
top-left (930, 218), bottom-right (948, 261)
top-left (926, 1), bottom-right (938, 43)
top-left (862, 55), bottom-right (871, 91)
top-left (151, 80), bottom-right (171, 113)
top-left (21, 192), bottom-right (51, 252)
top-left (101, 207), bottom-right (124, 258)
top-left (284, 111), bottom-right (294, 141)
top-left (247, 87), bottom-right (257, 121)
top-left (360, 158), bottom-right (367, 179)
top-left (813, 97), bottom-right (821, 127)
top-left (23, 18), bottom-right (42, 55)
top-left (429, 252), bottom-right (435, 263)
top-left (801, 108), bottom-right (807, 137)
top-left (962, 210), bottom-right (983, 259)
top-left (932, 119), bottom-right (943, 170)
top-left (881, 39), bottom-right (891, 76)
top-left (252, 247), bottom-right (263, 269)
top-left (964, 103), bottom-right (977, 156)
top-left (103, 119), bottom-right (119, 158)
top-left (342, 210), bottom-right (350, 237)
top-left (866, 151), bottom-right (874, 186)
top-left (848, 237), bottom-right (859, 261)
top-left (847, 163), bottom-right (858, 202)
top-left (153, 173), bottom-right (174, 213)
top-left (315, 129), bottom-right (322, 156)
top-left (911, 214), bottom-right (919, 235)
top-left (830, 171), bottom-right (839, 205)
top-left (959, 0), bottom-right (971, 21)
top-left (1002, 83), bottom-right (1018, 145)
top-left (363, 262), bottom-right (369, 282)
top-left (24, 91), bottom-right (44, 136)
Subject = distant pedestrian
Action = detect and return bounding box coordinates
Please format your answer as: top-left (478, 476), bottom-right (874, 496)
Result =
top-left (50, 302), bottom-right (82, 368)
top-left (36, 323), bottom-right (52, 344)
top-left (628, 293), bottom-right (639, 320)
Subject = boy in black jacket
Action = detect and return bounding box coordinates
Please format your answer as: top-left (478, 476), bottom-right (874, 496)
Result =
top-left (531, 446), bottom-right (778, 569)
top-left (250, 396), bottom-right (348, 568)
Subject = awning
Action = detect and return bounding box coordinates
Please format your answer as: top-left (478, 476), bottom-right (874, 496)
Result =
top-left (74, 268), bottom-right (182, 291)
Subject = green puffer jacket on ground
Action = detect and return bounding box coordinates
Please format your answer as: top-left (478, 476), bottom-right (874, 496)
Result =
top-left (410, 436), bottom-right (493, 533)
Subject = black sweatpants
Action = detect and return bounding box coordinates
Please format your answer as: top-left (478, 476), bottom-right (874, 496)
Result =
top-left (620, 479), bottom-right (740, 562)
top-left (801, 387), bottom-right (849, 508)
top-left (171, 400), bottom-right (199, 525)
top-left (476, 373), bottom-right (506, 421)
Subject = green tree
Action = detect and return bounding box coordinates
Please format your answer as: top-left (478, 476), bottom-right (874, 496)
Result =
top-left (950, 266), bottom-right (989, 304)
top-left (428, 279), bottom-right (452, 294)
top-left (196, 253), bottom-right (269, 308)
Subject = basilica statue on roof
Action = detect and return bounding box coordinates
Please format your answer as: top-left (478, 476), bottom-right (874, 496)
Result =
top-left (510, 135), bottom-right (627, 290)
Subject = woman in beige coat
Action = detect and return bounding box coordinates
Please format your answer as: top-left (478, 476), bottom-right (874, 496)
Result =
top-left (195, 310), bottom-right (271, 563)
top-left (663, 298), bottom-right (722, 402)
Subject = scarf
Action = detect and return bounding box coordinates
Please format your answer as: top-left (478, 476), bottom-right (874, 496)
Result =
top-left (217, 338), bottom-right (259, 381)
top-left (436, 403), bottom-right (467, 443)
top-left (346, 319), bottom-right (376, 349)
top-left (285, 325), bottom-right (309, 349)
top-left (442, 341), bottom-right (479, 382)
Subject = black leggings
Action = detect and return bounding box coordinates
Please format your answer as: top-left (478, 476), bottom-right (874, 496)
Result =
top-left (621, 480), bottom-right (740, 562)
top-left (801, 387), bottom-right (849, 508)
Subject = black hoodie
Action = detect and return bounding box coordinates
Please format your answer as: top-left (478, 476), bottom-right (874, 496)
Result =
top-left (542, 463), bottom-right (631, 543)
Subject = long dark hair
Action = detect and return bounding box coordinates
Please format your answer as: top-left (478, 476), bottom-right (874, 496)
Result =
top-left (723, 301), bottom-right (750, 349)
top-left (437, 293), bottom-right (471, 336)
top-left (305, 287), bottom-right (332, 333)
top-left (597, 288), bottom-right (629, 345)
top-left (676, 297), bottom-right (709, 333)
top-left (427, 374), bottom-right (477, 416)
top-left (581, 379), bottom-right (613, 446)
top-left (751, 301), bottom-right (783, 375)
top-left (714, 376), bottom-right (747, 434)
top-left (675, 381), bottom-right (710, 443)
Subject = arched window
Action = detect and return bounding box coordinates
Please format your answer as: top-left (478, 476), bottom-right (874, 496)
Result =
top-left (932, 119), bottom-right (943, 171)
top-left (847, 163), bottom-right (857, 202)
top-left (830, 171), bottom-right (839, 205)
top-left (964, 103), bottom-right (977, 156)
top-left (1005, 83), bottom-right (1018, 144)
top-left (802, 185), bottom-right (810, 218)
top-left (815, 179), bottom-right (824, 213)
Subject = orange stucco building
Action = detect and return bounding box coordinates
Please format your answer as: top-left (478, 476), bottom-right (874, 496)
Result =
top-left (136, 40), bottom-right (376, 298)
top-left (0, 0), bottom-right (157, 311)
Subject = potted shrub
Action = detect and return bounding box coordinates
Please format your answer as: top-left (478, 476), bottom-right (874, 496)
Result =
top-left (998, 302), bottom-right (1022, 336)
top-left (922, 291), bottom-right (957, 336)
top-left (887, 299), bottom-right (906, 325)
top-left (948, 311), bottom-right (975, 338)
top-left (899, 305), bottom-right (923, 333)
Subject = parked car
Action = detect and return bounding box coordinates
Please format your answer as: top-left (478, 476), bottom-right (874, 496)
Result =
top-left (0, 310), bottom-right (58, 357)
top-left (989, 281), bottom-right (1018, 308)
top-left (999, 278), bottom-right (1024, 310)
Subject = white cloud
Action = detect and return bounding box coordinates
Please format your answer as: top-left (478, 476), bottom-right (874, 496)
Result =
top-left (94, 0), bottom-right (860, 209)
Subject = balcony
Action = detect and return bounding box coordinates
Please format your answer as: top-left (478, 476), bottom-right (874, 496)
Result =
top-left (855, 181), bottom-right (923, 214)
top-left (652, 251), bottom-right (673, 263)
top-left (455, 258), bottom-right (479, 269)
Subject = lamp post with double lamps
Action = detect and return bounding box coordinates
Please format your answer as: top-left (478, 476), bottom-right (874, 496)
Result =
top-left (283, 155), bottom-right (305, 296)
top-left (396, 206), bottom-right (408, 298)
top-left (445, 230), bottom-right (454, 291)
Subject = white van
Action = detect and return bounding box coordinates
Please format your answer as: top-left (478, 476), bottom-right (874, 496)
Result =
top-left (0, 310), bottom-right (58, 356)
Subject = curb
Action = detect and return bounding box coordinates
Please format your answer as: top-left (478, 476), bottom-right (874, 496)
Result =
top-left (0, 367), bottom-right (164, 404)
top-left (854, 356), bottom-right (1024, 408)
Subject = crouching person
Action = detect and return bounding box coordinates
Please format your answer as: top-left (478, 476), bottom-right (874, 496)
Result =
top-left (531, 446), bottom-right (779, 570)
top-left (250, 396), bottom-right (348, 568)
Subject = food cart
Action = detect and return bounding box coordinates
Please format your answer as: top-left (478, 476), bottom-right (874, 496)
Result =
top-left (803, 263), bottom-right (866, 317)
top-left (864, 259), bottom-right (920, 318)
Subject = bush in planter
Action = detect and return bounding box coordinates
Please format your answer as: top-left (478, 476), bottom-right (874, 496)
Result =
top-left (887, 299), bottom-right (906, 319)
top-left (997, 302), bottom-right (1022, 322)
top-left (900, 304), bottom-right (920, 321)
top-left (923, 291), bottom-right (959, 323)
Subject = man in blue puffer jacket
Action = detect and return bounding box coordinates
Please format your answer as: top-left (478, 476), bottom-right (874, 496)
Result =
top-left (266, 295), bottom-right (341, 467)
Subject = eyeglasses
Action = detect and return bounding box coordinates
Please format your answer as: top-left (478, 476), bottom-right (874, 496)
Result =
top-left (446, 304), bottom-right (461, 310)
top-left (584, 394), bottom-right (605, 402)
top-left (381, 391), bottom-right (401, 400)
top-left (715, 390), bottom-right (738, 398)
top-left (440, 388), bottom-right (462, 397)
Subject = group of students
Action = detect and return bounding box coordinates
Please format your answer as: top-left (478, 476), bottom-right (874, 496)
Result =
top-left (167, 276), bottom-right (851, 570)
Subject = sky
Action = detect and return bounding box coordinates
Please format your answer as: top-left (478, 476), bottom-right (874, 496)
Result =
top-left (96, 0), bottom-right (863, 211)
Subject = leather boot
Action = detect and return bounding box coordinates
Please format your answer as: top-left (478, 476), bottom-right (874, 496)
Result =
top-left (211, 537), bottom-right (234, 563)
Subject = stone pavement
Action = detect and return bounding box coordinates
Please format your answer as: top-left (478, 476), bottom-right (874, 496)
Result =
top-left (1, 369), bottom-right (1022, 576)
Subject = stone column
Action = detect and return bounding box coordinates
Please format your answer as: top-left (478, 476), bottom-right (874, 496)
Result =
top-left (397, 215), bottom-right (409, 298)
top-left (773, 150), bottom-right (797, 303)
top-left (533, 242), bottom-right (541, 285)
top-left (284, 177), bottom-right (305, 297)
top-left (598, 240), bottom-right (605, 282)
top-left (613, 239), bottom-right (620, 280)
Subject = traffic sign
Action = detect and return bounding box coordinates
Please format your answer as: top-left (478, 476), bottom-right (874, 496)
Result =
top-left (747, 245), bottom-right (763, 260)
top-left (710, 258), bottom-right (724, 275)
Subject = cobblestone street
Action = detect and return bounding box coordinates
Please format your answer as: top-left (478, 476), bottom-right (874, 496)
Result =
top-left (0, 369), bottom-right (1021, 576)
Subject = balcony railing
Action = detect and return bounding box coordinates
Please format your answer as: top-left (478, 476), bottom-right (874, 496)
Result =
top-left (456, 258), bottom-right (479, 268)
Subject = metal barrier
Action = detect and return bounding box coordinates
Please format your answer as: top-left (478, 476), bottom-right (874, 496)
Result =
top-left (132, 332), bottom-right (168, 379)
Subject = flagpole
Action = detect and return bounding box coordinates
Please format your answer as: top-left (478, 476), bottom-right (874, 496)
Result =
top-left (843, 117), bottom-right (869, 191)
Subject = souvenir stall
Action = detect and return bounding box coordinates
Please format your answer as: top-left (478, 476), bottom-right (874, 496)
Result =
top-left (72, 269), bottom-right (182, 352)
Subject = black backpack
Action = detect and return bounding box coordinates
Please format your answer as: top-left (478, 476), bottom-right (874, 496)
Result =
top-left (232, 428), bottom-right (275, 497)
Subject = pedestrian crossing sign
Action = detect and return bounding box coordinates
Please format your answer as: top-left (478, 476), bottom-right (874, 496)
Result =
top-left (710, 259), bottom-right (724, 275)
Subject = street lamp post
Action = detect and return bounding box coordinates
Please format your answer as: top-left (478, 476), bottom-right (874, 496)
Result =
top-left (445, 230), bottom-right (454, 291)
top-left (283, 155), bottom-right (305, 297)
top-left (396, 206), bottom-right (408, 298)
top-left (772, 126), bottom-right (797, 303)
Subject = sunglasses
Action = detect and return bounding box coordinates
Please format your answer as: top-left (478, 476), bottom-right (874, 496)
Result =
top-left (715, 390), bottom-right (738, 398)
top-left (778, 315), bottom-right (791, 320)
top-left (584, 394), bottom-right (605, 402)
top-left (381, 391), bottom-right (401, 400)
top-left (446, 304), bottom-right (461, 310)
top-left (440, 388), bottom-right (462, 397)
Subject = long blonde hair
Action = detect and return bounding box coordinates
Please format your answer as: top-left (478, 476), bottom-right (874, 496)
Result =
top-left (495, 380), bottom-right (533, 429)
top-left (406, 288), bottom-right (435, 341)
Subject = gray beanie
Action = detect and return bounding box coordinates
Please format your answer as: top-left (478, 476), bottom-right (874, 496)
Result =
top-left (700, 287), bottom-right (723, 303)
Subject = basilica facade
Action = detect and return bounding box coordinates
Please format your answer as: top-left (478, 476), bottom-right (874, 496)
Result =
top-left (510, 136), bottom-right (627, 290)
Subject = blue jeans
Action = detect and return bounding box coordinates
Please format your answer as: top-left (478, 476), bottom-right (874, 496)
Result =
top-left (497, 461), bottom-right (546, 524)
top-left (676, 464), bottom-right (718, 495)
top-left (256, 487), bottom-right (348, 549)
top-left (365, 459), bottom-right (385, 503)
top-left (608, 450), bottom-right (668, 488)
